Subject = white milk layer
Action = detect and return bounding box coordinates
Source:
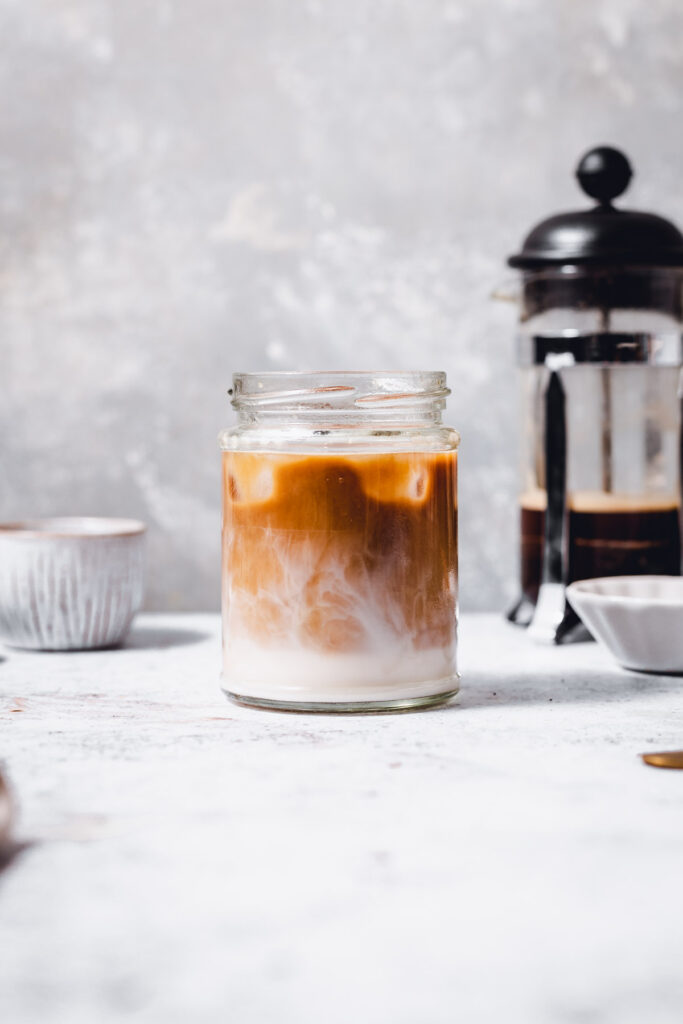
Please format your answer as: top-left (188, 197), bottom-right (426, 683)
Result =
top-left (222, 639), bottom-right (458, 704)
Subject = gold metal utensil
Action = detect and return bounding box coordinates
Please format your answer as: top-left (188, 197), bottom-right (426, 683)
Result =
top-left (641, 751), bottom-right (683, 769)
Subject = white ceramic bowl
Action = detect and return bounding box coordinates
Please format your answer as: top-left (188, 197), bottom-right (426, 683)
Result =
top-left (566, 576), bottom-right (683, 673)
top-left (0, 518), bottom-right (146, 651)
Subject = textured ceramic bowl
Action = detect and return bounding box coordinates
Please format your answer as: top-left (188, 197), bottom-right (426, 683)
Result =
top-left (567, 576), bottom-right (683, 673)
top-left (0, 518), bottom-right (146, 650)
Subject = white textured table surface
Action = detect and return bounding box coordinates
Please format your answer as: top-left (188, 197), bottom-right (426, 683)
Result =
top-left (2, 613), bottom-right (683, 1024)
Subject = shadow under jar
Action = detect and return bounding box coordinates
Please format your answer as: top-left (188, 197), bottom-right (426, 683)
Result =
top-left (219, 371), bottom-right (459, 712)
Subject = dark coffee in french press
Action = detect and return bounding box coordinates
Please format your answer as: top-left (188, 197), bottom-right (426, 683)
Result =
top-left (521, 493), bottom-right (681, 609)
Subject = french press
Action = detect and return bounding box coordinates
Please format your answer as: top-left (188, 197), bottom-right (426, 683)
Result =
top-left (506, 146), bottom-right (683, 642)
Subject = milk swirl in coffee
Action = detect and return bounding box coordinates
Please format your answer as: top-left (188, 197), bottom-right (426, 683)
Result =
top-left (222, 450), bottom-right (458, 705)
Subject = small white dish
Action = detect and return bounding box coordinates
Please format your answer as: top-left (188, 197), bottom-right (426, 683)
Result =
top-left (0, 518), bottom-right (146, 651)
top-left (566, 576), bottom-right (683, 673)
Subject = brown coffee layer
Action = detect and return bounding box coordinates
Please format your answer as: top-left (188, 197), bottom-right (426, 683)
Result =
top-left (222, 451), bottom-right (458, 654)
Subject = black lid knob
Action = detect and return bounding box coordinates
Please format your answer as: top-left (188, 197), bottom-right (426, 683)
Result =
top-left (508, 146), bottom-right (683, 269)
top-left (576, 146), bottom-right (633, 205)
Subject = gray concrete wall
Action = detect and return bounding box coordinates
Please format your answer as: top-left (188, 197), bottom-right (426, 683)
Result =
top-left (2, 0), bottom-right (683, 610)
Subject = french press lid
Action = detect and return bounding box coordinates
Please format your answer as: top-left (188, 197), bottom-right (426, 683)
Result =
top-left (508, 146), bottom-right (683, 270)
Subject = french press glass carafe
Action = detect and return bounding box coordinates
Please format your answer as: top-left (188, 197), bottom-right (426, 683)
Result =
top-left (506, 147), bottom-right (683, 642)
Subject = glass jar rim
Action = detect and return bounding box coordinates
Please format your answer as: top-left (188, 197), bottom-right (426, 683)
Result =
top-left (230, 370), bottom-right (450, 411)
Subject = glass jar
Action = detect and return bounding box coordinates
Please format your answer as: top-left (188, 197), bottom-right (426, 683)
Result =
top-left (219, 371), bottom-right (459, 712)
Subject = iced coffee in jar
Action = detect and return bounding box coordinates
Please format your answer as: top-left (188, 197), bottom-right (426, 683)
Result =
top-left (219, 371), bottom-right (459, 712)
